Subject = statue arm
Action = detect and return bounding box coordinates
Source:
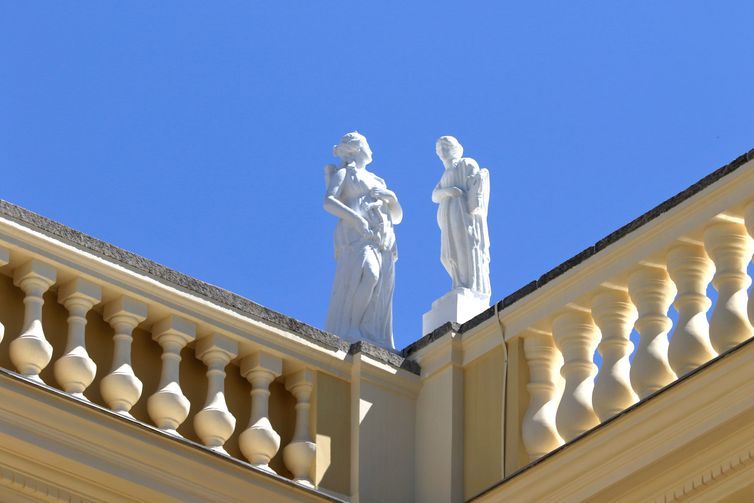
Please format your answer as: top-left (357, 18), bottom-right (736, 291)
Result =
top-left (370, 187), bottom-right (403, 224)
top-left (386, 191), bottom-right (403, 224)
top-left (323, 167), bottom-right (369, 233)
top-left (432, 184), bottom-right (463, 202)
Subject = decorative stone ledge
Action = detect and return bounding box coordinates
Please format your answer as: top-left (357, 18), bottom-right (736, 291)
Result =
top-left (496, 148), bottom-right (754, 313)
top-left (0, 367), bottom-right (346, 503)
top-left (349, 340), bottom-right (421, 374)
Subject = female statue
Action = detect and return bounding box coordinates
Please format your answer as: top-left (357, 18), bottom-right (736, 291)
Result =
top-left (432, 136), bottom-right (491, 300)
top-left (324, 132), bottom-right (402, 349)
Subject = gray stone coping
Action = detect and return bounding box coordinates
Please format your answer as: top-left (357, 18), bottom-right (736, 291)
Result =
top-left (402, 147), bottom-right (754, 357)
top-left (0, 199), bottom-right (419, 375)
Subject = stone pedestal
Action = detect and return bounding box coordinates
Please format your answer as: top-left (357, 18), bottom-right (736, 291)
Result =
top-left (422, 289), bottom-right (490, 335)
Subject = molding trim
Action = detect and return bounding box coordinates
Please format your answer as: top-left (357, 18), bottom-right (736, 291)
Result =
top-left (658, 446), bottom-right (754, 502)
top-left (0, 369), bottom-right (341, 503)
top-left (0, 463), bottom-right (95, 503)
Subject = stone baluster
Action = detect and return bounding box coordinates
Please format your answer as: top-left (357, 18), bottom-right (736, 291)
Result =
top-left (53, 279), bottom-right (102, 398)
top-left (147, 316), bottom-right (196, 436)
top-left (9, 260), bottom-right (57, 382)
top-left (522, 329), bottom-right (564, 460)
top-left (239, 352), bottom-right (282, 473)
top-left (666, 244), bottom-right (716, 376)
top-left (101, 296), bottom-right (148, 416)
top-left (591, 288), bottom-right (638, 421)
top-left (284, 369), bottom-right (316, 487)
top-left (741, 203), bottom-right (754, 328)
top-left (628, 265), bottom-right (677, 398)
top-left (703, 220), bottom-right (754, 352)
top-left (194, 334), bottom-right (238, 453)
top-left (552, 309), bottom-right (599, 442)
top-left (0, 247), bottom-right (9, 345)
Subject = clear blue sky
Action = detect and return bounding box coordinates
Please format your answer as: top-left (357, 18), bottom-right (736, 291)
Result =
top-left (2, 2), bottom-right (753, 350)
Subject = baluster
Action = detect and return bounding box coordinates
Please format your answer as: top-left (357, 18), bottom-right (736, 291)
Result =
top-left (239, 352), bottom-right (282, 473)
top-left (628, 265), bottom-right (677, 398)
top-left (704, 219), bottom-right (754, 352)
top-left (9, 260), bottom-right (56, 382)
top-left (522, 329), bottom-right (564, 460)
top-left (101, 296), bottom-right (148, 416)
top-left (741, 202), bottom-right (754, 327)
top-left (666, 244), bottom-right (716, 375)
top-left (147, 316), bottom-right (196, 436)
top-left (194, 334), bottom-right (238, 453)
top-left (591, 288), bottom-right (638, 421)
top-left (284, 369), bottom-right (316, 487)
top-left (552, 309), bottom-right (599, 442)
top-left (0, 247), bottom-right (9, 345)
top-left (53, 279), bottom-right (102, 398)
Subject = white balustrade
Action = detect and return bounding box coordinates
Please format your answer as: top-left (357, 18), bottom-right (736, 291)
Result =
top-left (552, 309), bottom-right (599, 442)
top-left (239, 352), bottom-right (282, 473)
top-left (9, 260), bottom-right (57, 382)
top-left (283, 369), bottom-right (316, 487)
top-left (147, 315), bottom-right (196, 436)
top-left (522, 330), bottom-right (564, 460)
top-left (194, 334), bottom-right (238, 453)
top-left (101, 296), bottom-right (148, 416)
top-left (53, 278), bottom-right (102, 399)
top-left (666, 244), bottom-right (716, 376)
top-left (704, 220), bottom-right (754, 352)
top-left (628, 265), bottom-right (676, 398)
top-left (591, 288), bottom-right (638, 421)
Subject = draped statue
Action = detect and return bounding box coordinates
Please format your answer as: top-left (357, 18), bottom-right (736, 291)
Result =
top-left (323, 132), bottom-right (402, 349)
top-left (432, 136), bottom-right (491, 301)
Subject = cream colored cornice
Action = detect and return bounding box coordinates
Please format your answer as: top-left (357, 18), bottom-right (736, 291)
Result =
top-left (0, 369), bottom-right (339, 503)
top-left (353, 353), bottom-right (421, 399)
top-left (412, 329), bottom-right (462, 381)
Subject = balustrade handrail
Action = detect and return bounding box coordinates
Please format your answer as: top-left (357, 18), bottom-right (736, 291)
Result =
top-left (498, 148), bottom-right (754, 339)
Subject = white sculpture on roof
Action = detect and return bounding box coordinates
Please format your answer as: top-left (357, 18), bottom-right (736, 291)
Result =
top-left (323, 132), bottom-right (402, 349)
top-left (423, 136), bottom-right (491, 334)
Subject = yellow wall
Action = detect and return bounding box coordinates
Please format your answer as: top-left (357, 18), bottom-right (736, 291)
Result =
top-left (464, 345), bottom-right (505, 500)
top-left (503, 337), bottom-right (530, 476)
top-left (314, 371), bottom-right (350, 495)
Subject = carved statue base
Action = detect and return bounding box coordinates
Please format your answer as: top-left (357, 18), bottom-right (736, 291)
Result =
top-left (422, 288), bottom-right (490, 335)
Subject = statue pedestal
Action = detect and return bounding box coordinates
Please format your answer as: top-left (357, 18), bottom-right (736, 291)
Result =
top-left (422, 289), bottom-right (490, 335)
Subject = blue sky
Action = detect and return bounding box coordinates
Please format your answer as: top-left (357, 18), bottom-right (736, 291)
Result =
top-left (1, 2), bottom-right (753, 350)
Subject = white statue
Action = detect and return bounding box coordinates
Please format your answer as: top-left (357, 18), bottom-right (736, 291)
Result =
top-left (324, 132), bottom-right (402, 349)
top-left (432, 136), bottom-right (491, 299)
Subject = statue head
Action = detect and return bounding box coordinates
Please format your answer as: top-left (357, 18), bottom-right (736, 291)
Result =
top-left (436, 136), bottom-right (463, 164)
top-left (333, 131), bottom-right (373, 167)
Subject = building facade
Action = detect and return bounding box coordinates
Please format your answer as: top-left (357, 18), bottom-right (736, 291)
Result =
top-left (2, 148), bottom-right (754, 502)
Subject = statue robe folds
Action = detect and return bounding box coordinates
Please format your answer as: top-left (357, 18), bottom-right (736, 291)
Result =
top-left (436, 158), bottom-right (491, 299)
top-left (325, 165), bottom-right (397, 348)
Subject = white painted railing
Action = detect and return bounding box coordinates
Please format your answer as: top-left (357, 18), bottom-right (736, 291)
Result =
top-left (505, 154), bottom-right (754, 463)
